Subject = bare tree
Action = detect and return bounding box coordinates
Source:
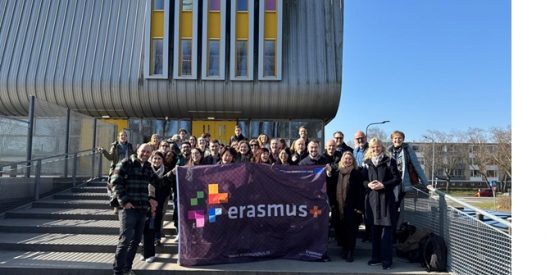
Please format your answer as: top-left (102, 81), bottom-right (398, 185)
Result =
top-left (366, 127), bottom-right (388, 142)
top-left (466, 128), bottom-right (494, 188)
top-left (424, 130), bottom-right (469, 192)
top-left (491, 126), bottom-right (511, 192)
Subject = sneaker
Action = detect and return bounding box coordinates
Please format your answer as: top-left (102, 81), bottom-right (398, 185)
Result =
top-left (175, 235), bottom-right (179, 241)
top-left (140, 255), bottom-right (145, 261)
top-left (368, 260), bottom-right (382, 266)
top-left (382, 264), bottom-right (392, 270)
top-left (145, 256), bottom-right (156, 263)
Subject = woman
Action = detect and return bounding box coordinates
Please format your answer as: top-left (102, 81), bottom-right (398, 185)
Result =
top-left (387, 130), bottom-right (430, 201)
top-left (98, 129), bottom-right (134, 179)
top-left (249, 139), bottom-right (260, 156)
top-left (142, 151), bottom-right (167, 263)
top-left (363, 138), bottom-right (401, 270)
top-left (220, 147), bottom-right (238, 164)
top-left (236, 141), bottom-right (253, 163)
top-left (255, 148), bottom-right (272, 164)
top-left (276, 147), bottom-right (292, 165)
top-left (148, 134), bottom-right (161, 151)
top-left (326, 151), bottom-right (365, 262)
top-left (187, 148), bottom-right (204, 166)
top-left (188, 135), bottom-right (197, 148)
top-left (257, 134), bottom-right (270, 149)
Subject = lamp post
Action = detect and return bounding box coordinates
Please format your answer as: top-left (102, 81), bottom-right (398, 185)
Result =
top-left (365, 120), bottom-right (390, 141)
top-left (423, 135), bottom-right (435, 185)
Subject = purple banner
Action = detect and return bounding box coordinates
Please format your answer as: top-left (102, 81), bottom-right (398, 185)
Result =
top-left (176, 163), bottom-right (329, 266)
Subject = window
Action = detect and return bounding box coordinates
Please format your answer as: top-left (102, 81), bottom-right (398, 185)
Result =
top-left (152, 39), bottom-right (163, 75)
top-left (265, 0), bottom-right (276, 11)
top-left (209, 0), bottom-right (220, 11)
top-left (208, 40), bottom-right (220, 76)
top-left (182, 0), bottom-right (193, 11)
top-left (487, 170), bottom-right (497, 177)
top-left (237, 0), bottom-right (248, 11)
top-left (181, 39), bottom-right (192, 75)
top-left (154, 0), bottom-right (164, 10)
top-left (236, 41), bottom-right (248, 76)
top-left (263, 40), bottom-right (276, 77)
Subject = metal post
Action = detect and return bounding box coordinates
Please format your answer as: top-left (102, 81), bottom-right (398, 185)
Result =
top-left (365, 120), bottom-right (390, 141)
top-left (26, 96), bottom-right (36, 178)
top-left (91, 118), bottom-right (97, 178)
top-left (438, 192), bottom-right (446, 238)
top-left (34, 159), bottom-right (41, 200)
top-left (64, 108), bottom-right (71, 177)
top-left (98, 153), bottom-right (103, 178)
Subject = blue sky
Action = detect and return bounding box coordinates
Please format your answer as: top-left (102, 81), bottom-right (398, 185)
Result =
top-left (325, 0), bottom-right (511, 143)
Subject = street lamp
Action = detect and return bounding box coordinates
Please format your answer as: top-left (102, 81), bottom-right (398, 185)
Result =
top-left (365, 120), bottom-right (390, 141)
top-left (423, 135), bottom-right (435, 186)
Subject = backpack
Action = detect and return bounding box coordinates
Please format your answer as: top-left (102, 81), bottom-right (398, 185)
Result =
top-left (395, 222), bottom-right (416, 243)
top-left (395, 228), bottom-right (431, 262)
top-left (422, 233), bottom-right (448, 272)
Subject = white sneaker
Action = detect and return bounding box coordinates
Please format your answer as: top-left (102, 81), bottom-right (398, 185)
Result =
top-left (175, 235), bottom-right (179, 241)
top-left (145, 256), bottom-right (156, 263)
top-left (140, 255), bottom-right (145, 261)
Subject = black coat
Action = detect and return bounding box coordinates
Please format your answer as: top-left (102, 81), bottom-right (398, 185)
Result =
top-left (364, 156), bottom-right (401, 226)
top-left (327, 168), bottom-right (365, 222)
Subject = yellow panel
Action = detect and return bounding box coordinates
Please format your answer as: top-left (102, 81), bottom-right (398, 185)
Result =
top-left (80, 119), bottom-right (94, 151)
top-left (208, 12), bottom-right (220, 39)
top-left (180, 11), bottom-right (193, 38)
top-left (151, 11), bottom-right (164, 37)
top-left (264, 12), bottom-right (277, 39)
top-left (192, 120), bottom-right (236, 145)
top-left (236, 13), bottom-right (249, 39)
top-left (100, 119), bottom-right (128, 133)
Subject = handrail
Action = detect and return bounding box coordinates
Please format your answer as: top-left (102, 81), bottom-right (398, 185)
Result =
top-left (424, 185), bottom-right (512, 229)
top-left (1, 149), bottom-right (95, 167)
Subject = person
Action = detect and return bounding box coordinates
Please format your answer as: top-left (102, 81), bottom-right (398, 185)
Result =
top-left (203, 139), bottom-right (221, 164)
top-left (177, 141), bottom-right (192, 165)
top-left (323, 139), bottom-right (341, 168)
top-left (290, 138), bottom-right (308, 165)
top-left (276, 147), bottom-right (292, 165)
top-left (298, 126), bottom-right (310, 145)
top-left (177, 128), bottom-right (188, 144)
top-left (387, 130), bottom-right (430, 233)
top-left (325, 151), bottom-right (365, 262)
top-left (257, 134), bottom-right (269, 149)
top-left (236, 140), bottom-right (253, 163)
top-left (188, 135), bottom-right (197, 148)
top-left (249, 139), bottom-right (260, 156)
top-left (111, 144), bottom-right (170, 275)
top-left (255, 148), bottom-right (272, 164)
top-left (299, 140), bottom-right (329, 166)
top-left (353, 130), bottom-right (368, 167)
top-left (159, 140), bottom-right (170, 153)
top-left (98, 129), bottom-right (134, 181)
top-left (148, 134), bottom-right (161, 151)
top-left (269, 138), bottom-right (281, 163)
top-left (363, 138), bottom-right (401, 270)
top-left (333, 131), bottom-right (353, 154)
top-left (220, 147), bottom-right (238, 164)
top-left (230, 125), bottom-right (246, 144)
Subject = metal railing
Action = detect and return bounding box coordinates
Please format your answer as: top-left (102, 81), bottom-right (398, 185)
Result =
top-left (402, 186), bottom-right (511, 275)
top-left (0, 149), bottom-right (103, 200)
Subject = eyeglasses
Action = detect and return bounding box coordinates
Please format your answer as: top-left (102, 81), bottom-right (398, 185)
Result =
top-left (355, 137), bottom-right (364, 140)
top-left (334, 136), bottom-right (343, 140)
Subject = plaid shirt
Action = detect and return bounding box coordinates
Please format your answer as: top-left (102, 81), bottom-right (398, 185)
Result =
top-left (110, 155), bottom-right (162, 209)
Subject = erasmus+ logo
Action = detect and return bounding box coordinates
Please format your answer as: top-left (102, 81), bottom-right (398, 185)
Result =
top-left (187, 183), bottom-right (322, 228)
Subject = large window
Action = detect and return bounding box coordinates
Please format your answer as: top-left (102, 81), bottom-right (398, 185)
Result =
top-left (236, 41), bottom-right (248, 76)
top-left (181, 39), bottom-right (192, 75)
top-left (208, 40), bottom-right (220, 76)
top-left (263, 40), bottom-right (276, 77)
top-left (152, 39), bottom-right (163, 75)
top-left (153, 0), bottom-right (164, 10)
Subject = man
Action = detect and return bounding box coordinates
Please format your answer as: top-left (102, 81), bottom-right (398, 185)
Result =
top-left (230, 125), bottom-right (246, 144)
top-left (111, 144), bottom-right (166, 275)
top-left (269, 138), bottom-right (281, 163)
top-left (177, 128), bottom-right (188, 142)
top-left (298, 126), bottom-right (309, 145)
top-left (353, 130), bottom-right (368, 166)
top-left (323, 139), bottom-right (341, 167)
top-left (299, 140), bottom-right (329, 166)
top-left (333, 131), bottom-right (353, 154)
top-left (177, 141), bottom-right (192, 165)
top-left (203, 139), bottom-right (221, 164)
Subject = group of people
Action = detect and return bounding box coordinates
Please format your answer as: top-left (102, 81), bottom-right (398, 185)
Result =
top-left (100, 125), bottom-right (429, 274)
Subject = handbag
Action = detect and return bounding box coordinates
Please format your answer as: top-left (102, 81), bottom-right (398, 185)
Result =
top-left (408, 162), bottom-right (420, 185)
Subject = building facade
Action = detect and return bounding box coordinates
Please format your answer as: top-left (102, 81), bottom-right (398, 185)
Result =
top-left (0, 0), bottom-right (343, 144)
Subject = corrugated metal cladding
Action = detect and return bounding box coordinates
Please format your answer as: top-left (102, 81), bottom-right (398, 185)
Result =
top-left (0, 0), bottom-right (343, 122)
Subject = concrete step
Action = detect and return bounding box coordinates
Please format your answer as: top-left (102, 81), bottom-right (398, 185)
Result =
top-left (53, 192), bottom-right (109, 200)
top-left (4, 207), bottom-right (174, 221)
top-left (0, 218), bottom-right (177, 235)
top-left (71, 186), bottom-right (107, 193)
top-left (0, 233), bottom-right (179, 254)
top-left (86, 181), bottom-right (108, 187)
top-left (33, 199), bottom-right (112, 209)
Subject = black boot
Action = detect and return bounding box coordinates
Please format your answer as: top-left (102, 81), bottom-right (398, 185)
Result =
top-left (346, 251), bottom-right (354, 262)
top-left (340, 249), bottom-right (348, 260)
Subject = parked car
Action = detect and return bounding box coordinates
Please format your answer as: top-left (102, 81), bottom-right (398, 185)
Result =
top-left (476, 188), bottom-right (495, 197)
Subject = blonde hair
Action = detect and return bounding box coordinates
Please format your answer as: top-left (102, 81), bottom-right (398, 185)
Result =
top-left (338, 151), bottom-right (357, 169)
top-left (363, 137), bottom-right (389, 162)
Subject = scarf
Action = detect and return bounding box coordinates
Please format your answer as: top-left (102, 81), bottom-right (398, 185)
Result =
top-left (152, 164), bottom-right (165, 177)
top-left (336, 166), bottom-right (354, 219)
top-left (372, 153), bottom-right (384, 167)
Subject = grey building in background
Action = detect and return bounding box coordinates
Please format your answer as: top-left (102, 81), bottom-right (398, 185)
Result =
top-left (0, 0), bottom-right (343, 144)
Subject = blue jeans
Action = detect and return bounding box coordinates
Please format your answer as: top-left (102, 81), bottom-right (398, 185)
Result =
top-left (370, 225), bottom-right (393, 266)
top-left (113, 208), bottom-right (147, 275)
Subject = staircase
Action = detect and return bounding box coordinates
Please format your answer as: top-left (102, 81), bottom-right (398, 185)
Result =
top-left (0, 178), bottom-right (447, 275)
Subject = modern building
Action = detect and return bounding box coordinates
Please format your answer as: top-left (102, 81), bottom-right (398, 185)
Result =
top-left (0, 0), bottom-right (344, 145)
